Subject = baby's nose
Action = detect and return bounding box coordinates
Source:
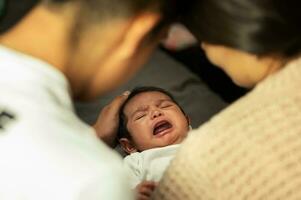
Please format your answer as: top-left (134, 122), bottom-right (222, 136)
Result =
top-left (151, 109), bottom-right (163, 119)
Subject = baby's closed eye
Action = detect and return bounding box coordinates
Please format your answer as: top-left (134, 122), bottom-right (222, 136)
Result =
top-left (160, 103), bottom-right (173, 108)
top-left (135, 113), bottom-right (147, 121)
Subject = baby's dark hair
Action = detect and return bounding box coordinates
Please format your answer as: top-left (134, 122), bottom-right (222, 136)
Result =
top-left (117, 86), bottom-right (186, 140)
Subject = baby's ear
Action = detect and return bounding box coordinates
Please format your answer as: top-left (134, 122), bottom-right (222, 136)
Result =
top-left (186, 115), bottom-right (191, 127)
top-left (119, 138), bottom-right (137, 154)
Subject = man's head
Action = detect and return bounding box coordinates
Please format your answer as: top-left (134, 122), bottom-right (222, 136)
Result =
top-left (118, 86), bottom-right (190, 154)
top-left (0, 0), bottom-right (182, 100)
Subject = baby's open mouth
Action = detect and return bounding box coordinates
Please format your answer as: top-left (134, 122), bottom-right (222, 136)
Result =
top-left (153, 120), bottom-right (172, 135)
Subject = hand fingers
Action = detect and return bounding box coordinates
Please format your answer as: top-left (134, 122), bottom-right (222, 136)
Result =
top-left (113, 91), bottom-right (130, 106)
top-left (104, 91), bottom-right (130, 113)
top-left (137, 193), bottom-right (151, 200)
top-left (136, 181), bottom-right (157, 197)
top-left (139, 181), bottom-right (157, 189)
top-left (140, 186), bottom-right (154, 196)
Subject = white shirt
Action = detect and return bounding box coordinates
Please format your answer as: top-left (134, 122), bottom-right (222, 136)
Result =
top-left (0, 46), bottom-right (134, 200)
top-left (124, 144), bottom-right (180, 188)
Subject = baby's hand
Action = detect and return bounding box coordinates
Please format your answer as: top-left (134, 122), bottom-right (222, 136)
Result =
top-left (135, 181), bottom-right (157, 200)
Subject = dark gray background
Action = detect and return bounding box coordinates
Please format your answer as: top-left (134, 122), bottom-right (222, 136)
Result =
top-left (75, 48), bottom-right (227, 128)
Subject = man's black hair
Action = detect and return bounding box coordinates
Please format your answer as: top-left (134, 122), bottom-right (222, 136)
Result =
top-left (0, 0), bottom-right (39, 33)
top-left (117, 86), bottom-right (187, 140)
top-left (1, 0), bottom-right (188, 36)
top-left (71, 0), bottom-right (184, 42)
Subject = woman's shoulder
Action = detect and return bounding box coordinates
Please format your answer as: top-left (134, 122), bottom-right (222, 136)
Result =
top-left (162, 61), bottom-right (301, 197)
top-left (183, 57), bottom-right (301, 158)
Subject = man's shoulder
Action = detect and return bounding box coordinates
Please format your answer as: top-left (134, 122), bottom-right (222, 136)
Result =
top-left (0, 95), bottom-right (124, 173)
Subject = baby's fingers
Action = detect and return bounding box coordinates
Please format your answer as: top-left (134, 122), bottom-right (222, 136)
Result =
top-left (137, 193), bottom-right (151, 200)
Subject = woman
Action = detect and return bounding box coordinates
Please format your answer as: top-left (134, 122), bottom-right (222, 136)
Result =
top-left (153, 0), bottom-right (301, 199)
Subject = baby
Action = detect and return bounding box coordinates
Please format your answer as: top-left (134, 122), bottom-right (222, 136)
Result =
top-left (117, 86), bottom-right (191, 200)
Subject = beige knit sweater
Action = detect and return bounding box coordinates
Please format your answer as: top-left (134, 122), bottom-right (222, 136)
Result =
top-left (153, 57), bottom-right (301, 200)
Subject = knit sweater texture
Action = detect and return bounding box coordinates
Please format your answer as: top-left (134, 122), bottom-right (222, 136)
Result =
top-left (153, 57), bottom-right (301, 200)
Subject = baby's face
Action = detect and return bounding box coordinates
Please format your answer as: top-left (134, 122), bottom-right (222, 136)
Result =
top-left (123, 91), bottom-right (189, 151)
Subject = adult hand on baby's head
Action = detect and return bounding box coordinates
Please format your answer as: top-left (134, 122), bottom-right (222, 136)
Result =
top-left (93, 91), bottom-right (130, 147)
top-left (136, 181), bottom-right (157, 200)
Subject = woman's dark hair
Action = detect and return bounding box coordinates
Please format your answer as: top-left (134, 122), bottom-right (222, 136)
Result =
top-left (182, 0), bottom-right (301, 57)
top-left (117, 86), bottom-right (187, 140)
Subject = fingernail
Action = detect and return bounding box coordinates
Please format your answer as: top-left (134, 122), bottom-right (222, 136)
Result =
top-left (123, 91), bottom-right (130, 96)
